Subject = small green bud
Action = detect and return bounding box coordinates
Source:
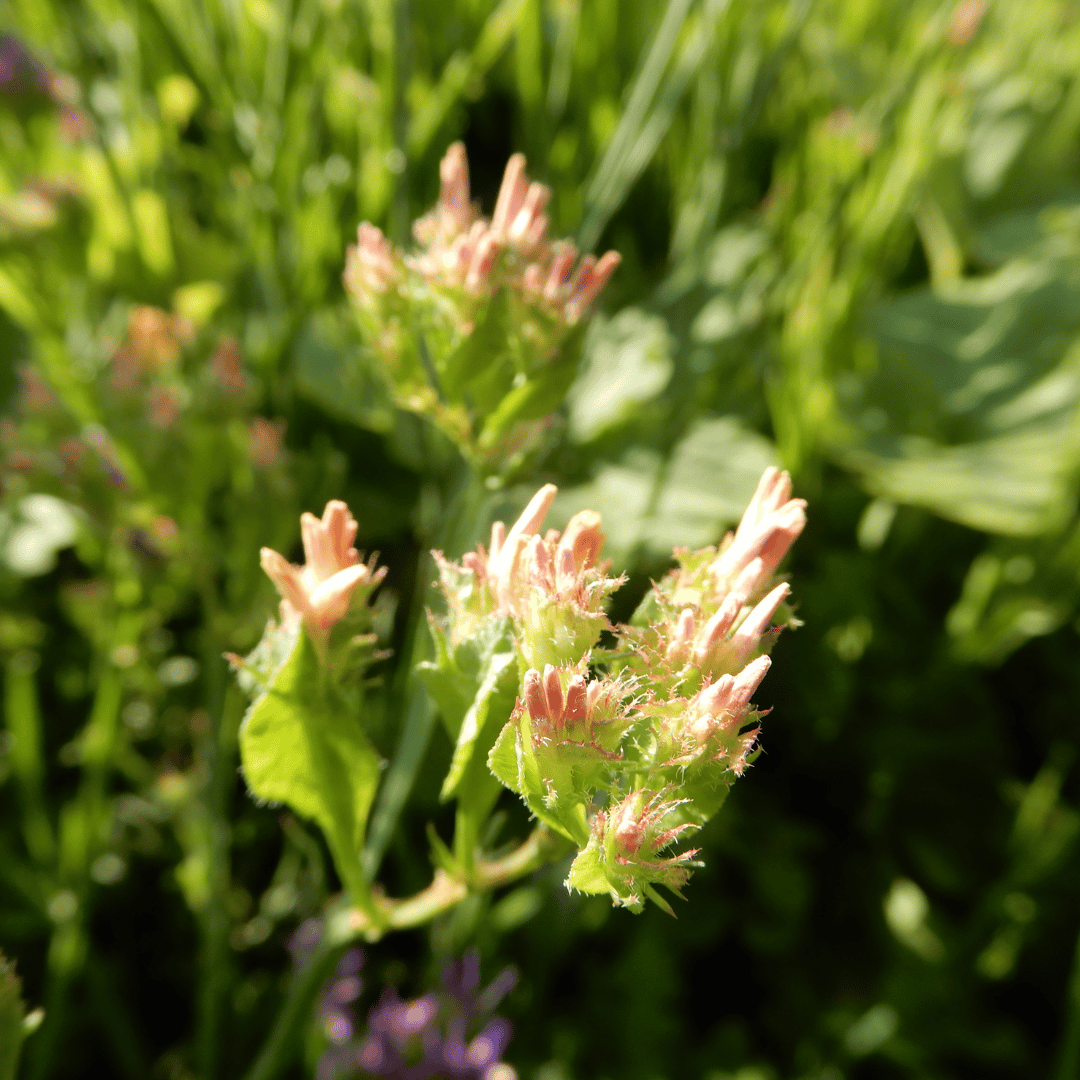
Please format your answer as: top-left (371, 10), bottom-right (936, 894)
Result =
top-left (567, 791), bottom-right (701, 912)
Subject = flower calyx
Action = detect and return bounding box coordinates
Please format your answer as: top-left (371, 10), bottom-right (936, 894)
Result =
top-left (567, 790), bottom-right (701, 913)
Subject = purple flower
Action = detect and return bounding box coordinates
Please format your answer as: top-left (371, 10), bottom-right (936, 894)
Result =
top-left (311, 947), bottom-right (518, 1080)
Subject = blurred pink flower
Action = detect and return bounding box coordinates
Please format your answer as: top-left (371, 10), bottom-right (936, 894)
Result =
top-left (249, 417), bottom-right (286, 468)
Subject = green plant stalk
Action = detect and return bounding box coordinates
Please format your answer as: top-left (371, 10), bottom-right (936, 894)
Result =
top-left (4, 655), bottom-right (55, 867)
top-left (195, 629), bottom-right (245, 1080)
top-left (242, 826), bottom-right (565, 1080)
top-left (298, 696), bottom-right (384, 930)
top-left (361, 455), bottom-right (489, 880)
top-left (0, 952), bottom-right (26, 1080)
top-left (241, 940), bottom-right (345, 1080)
top-left (28, 654), bottom-right (124, 1080)
top-left (27, 921), bottom-right (85, 1080)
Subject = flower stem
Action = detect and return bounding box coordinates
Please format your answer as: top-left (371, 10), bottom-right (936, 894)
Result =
top-left (357, 825), bottom-right (569, 938)
top-left (362, 454), bottom-right (488, 879)
top-left (242, 827), bottom-right (567, 1080)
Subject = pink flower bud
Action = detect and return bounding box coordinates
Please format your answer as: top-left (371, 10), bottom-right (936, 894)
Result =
top-left (698, 673), bottom-right (735, 716)
top-left (211, 336), bottom-right (245, 395)
top-left (437, 141), bottom-right (473, 234)
top-left (728, 655), bottom-right (771, 714)
top-left (543, 664), bottom-right (564, 721)
top-left (692, 592), bottom-right (745, 667)
top-left (732, 557), bottom-right (765, 600)
top-left (712, 468), bottom-right (806, 584)
top-left (261, 500), bottom-right (384, 653)
top-left (490, 154), bottom-right (529, 239)
top-left (523, 669), bottom-right (548, 721)
top-left (557, 510), bottom-right (604, 572)
top-left (564, 675), bottom-right (588, 721)
top-left (250, 417), bottom-right (286, 468)
top-left (611, 797), bottom-right (646, 856)
top-left (344, 223), bottom-right (400, 298)
top-left (563, 250), bottom-right (622, 324)
top-left (465, 231), bottom-right (500, 293)
top-left (543, 246), bottom-right (577, 302)
top-left (726, 583), bottom-right (790, 667)
top-left (665, 607), bottom-right (696, 661)
top-left (149, 386), bottom-right (181, 429)
top-left (487, 484), bottom-right (558, 610)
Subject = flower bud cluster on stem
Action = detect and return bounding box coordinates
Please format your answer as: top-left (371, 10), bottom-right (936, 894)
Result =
top-left (428, 466), bottom-right (806, 912)
top-left (343, 143), bottom-right (620, 462)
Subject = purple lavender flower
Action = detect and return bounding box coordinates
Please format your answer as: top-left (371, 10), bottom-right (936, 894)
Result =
top-left (313, 947), bottom-right (518, 1080)
top-left (287, 917), bottom-right (324, 968)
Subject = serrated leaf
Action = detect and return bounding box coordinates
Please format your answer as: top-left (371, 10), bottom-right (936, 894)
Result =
top-left (238, 633), bottom-right (381, 900)
top-left (565, 835), bottom-right (611, 896)
top-left (239, 639), bottom-right (325, 829)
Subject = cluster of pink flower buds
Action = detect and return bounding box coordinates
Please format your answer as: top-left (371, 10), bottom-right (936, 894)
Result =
top-left (443, 482), bottom-right (620, 672)
top-left (517, 663), bottom-right (634, 751)
top-left (466, 466), bottom-right (806, 910)
top-left (342, 143), bottom-right (623, 462)
top-left (261, 500), bottom-right (385, 653)
top-left (349, 143), bottom-right (620, 325)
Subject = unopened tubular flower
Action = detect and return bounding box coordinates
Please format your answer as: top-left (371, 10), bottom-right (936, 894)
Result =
top-left (711, 466), bottom-right (807, 596)
top-left (260, 500), bottom-right (385, 653)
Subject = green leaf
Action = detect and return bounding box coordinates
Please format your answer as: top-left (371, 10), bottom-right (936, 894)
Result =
top-left (239, 633), bottom-right (381, 903)
top-left (439, 650), bottom-right (517, 802)
top-left (567, 308), bottom-right (673, 442)
top-left (837, 425), bottom-right (1080, 536)
top-left (553, 416), bottom-right (777, 564)
top-left (293, 309), bottom-right (394, 432)
top-left (487, 714), bottom-right (590, 846)
top-left (417, 611), bottom-right (519, 815)
top-left (839, 225), bottom-right (1080, 536)
top-left (417, 613), bottom-right (515, 742)
top-left (0, 952), bottom-right (25, 1080)
top-left (565, 835), bottom-right (612, 897)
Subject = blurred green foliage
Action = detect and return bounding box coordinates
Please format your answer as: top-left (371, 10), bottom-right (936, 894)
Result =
top-left (2, 0), bottom-right (1080, 1077)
